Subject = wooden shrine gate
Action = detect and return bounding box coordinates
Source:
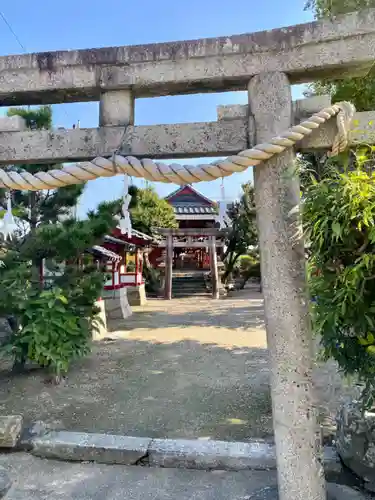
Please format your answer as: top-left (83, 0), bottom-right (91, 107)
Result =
top-left (1, 10), bottom-right (375, 500)
top-left (156, 228), bottom-right (228, 299)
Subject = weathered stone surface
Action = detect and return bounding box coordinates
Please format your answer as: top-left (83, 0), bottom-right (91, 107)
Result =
top-left (92, 298), bottom-right (108, 341)
top-left (0, 415), bottom-right (23, 448)
top-left (103, 289), bottom-right (132, 331)
top-left (31, 431), bottom-right (151, 465)
top-left (0, 110), bottom-right (373, 165)
top-left (99, 90), bottom-right (134, 127)
top-left (17, 420), bottom-right (59, 451)
top-left (0, 115), bottom-right (26, 132)
top-left (27, 427), bottom-right (340, 473)
top-left (0, 467), bottom-right (11, 498)
top-left (148, 437), bottom-right (339, 473)
top-left (217, 95), bottom-right (332, 121)
top-left (148, 438), bottom-right (276, 470)
top-left (0, 9), bottom-right (375, 105)
top-left (300, 111), bottom-right (375, 151)
top-left (217, 104), bottom-right (248, 121)
top-left (0, 119), bottom-right (248, 164)
top-left (249, 483), bottom-right (368, 499)
top-left (293, 95), bottom-right (332, 119)
top-left (127, 285), bottom-right (147, 307)
top-left (249, 71), bottom-right (325, 499)
top-left (336, 400), bottom-right (375, 493)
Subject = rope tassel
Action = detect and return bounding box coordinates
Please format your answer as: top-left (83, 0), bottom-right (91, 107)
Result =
top-left (119, 174), bottom-right (132, 238)
top-left (218, 180), bottom-right (230, 229)
top-left (1, 192), bottom-right (16, 240)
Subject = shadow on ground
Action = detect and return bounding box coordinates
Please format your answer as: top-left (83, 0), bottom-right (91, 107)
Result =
top-left (0, 290), bottom-right (357, 444)
top-left (117, 305), bottom-right (266, 332)
top-left (108, 291), bottom-right (266, 333)
top-left (0, 337), bottom-right (272, 442)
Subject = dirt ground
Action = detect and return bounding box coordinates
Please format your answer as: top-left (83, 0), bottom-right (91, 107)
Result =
top-left (0, 289), bottom-right (357, 442)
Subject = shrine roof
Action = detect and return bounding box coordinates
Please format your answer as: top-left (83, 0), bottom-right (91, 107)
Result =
top-left (88, 245), bottom-right (122, 262)
top-left (174, 205), bottom-right (217, 215)
top-left (165, 185), bottom-right (218, 216)
top-left (165, 185), bottom-right (215, 206)
top-left (107, 227), bottom-right (159, 247)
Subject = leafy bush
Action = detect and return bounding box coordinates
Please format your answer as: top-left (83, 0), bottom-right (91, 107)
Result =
top-left (303, 157), bottom-right (375, 407)
top-left (53, 264), bottom-right (105, 321)
top-left (3, 287), bottom-right (94, 379)
top-left (235, 253), bottom-right (261, 289)
top-left (0, 257), bottom-right (31, 319)
top-left (223, 183), bottom-right (257, 283)
top-left (0, 257), bottom-right (103, 379)
top-left (238, 254), bottom-right (260, 274)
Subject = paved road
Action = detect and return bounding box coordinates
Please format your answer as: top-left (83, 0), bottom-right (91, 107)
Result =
top-left (0, 453), bottom-right (276, 499)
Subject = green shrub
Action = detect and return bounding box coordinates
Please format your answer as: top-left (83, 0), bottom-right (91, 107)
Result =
top-left (234, 253), bottom-right (261, 289)
top-left (5, 287), bottom-right (93, 378)
top-left (303, 160), bottom-right (375, 407)
top-left (54, 265), bottom-right (105, 322)
top-left (239, 254), bottom-right (260, 274)
top-left (0, 257), bottom-right (104, 378)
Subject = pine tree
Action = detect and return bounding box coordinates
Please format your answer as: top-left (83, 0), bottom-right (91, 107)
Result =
top-left (0, 107), bottom-right (121, 377)
top-left (1, 106), bottom-right (84, 234)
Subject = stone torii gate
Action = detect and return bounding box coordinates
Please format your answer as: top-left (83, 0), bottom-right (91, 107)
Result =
top-left (1, 9), bottom-right (375, 500)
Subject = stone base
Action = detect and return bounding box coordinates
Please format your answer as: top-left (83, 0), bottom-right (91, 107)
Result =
top-left (249, 483), bottom-right (366, 499)
top-left (126, 284), bottom-right (147, 306)
top-left (336, 400), bottom-right (375, 492)
top-left (92, 299), bottom-right (107, 340)
top-left (103, 288), bottom-right (132, 330)
top-left (0, 415), bottom-right (23, 448)
top-left (32, 431), bottom-right (150, 465)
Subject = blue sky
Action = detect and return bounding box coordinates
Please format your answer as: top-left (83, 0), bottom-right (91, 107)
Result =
top-left (1, 0), bottom-right (313, 215)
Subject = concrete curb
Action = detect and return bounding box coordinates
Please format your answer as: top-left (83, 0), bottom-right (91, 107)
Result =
top-left (29, 429), bottom-right (342, 474)
top-left (148, 438), bottom-right (276, 470)
top-left (31, 431), bottom-right (151, 465)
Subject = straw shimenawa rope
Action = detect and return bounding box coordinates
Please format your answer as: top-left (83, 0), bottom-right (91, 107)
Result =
top-left (0, 102), bottom-right (355, 191)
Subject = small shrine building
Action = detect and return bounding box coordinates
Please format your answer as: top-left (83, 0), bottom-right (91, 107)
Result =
top-left (102, 227), bottom-right (156, 306)
top-left (150, 185), bottom-right (229, 299)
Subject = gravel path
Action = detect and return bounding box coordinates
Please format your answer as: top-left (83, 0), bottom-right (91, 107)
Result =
top-left (0, 290), bottom-right (356, 442)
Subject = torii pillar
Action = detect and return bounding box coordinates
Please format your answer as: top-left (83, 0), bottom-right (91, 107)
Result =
top-left (248, 73), bottom-right (325, 500)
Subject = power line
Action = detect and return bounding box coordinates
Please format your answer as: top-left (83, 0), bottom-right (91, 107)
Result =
top-left (0, 10), bottom-right (27, 52)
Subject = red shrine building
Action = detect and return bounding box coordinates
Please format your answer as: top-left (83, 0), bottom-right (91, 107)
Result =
top-left (43, 185), bottom-right (227, 326)
top-left (150, 185), bottom-right (228, 299)
top-left (102, 227), bottom-right (155, 308)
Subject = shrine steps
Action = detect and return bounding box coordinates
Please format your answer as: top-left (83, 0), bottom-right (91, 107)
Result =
top-left (171, 272), bottom-right (211, 298)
